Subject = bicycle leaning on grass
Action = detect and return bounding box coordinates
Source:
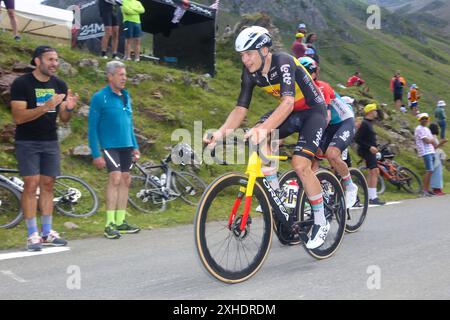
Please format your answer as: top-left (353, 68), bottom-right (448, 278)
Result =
top-left (194, 142), bottom-right (347, 283)
top-left (358, 143), bottom-right (422, 195)
top-left (128, 146), bottom-right (207, 213)
top-left (0, 167), bottom-right (99, 229)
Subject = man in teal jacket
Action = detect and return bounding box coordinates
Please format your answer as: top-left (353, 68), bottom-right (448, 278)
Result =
top-left (88, 61), bottom-right (140, 239)
top-left (122, 0), bottom-right (145, 61)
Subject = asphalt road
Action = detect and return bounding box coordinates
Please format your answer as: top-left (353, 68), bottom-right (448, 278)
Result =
top-left (1, 195), bottom-right (449, 300)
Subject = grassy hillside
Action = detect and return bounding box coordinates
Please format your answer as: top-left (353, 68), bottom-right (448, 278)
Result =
top-left (1, 0), bottom-right (450, 249)
top-left (0, 31), bottom-right (283, 249)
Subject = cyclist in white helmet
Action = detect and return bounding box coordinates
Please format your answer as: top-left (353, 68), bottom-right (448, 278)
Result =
top-left (204, 26), bottom-right (330, 249)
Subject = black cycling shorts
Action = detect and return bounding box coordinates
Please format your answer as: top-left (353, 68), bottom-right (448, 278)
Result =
top-left (394, 92), bottom-right (403, 101)
top-left (257, 107), bottom-right (327, 160)
top-left (358, 148), bottom-right (377, 169)
top-left (103, 147), bottom-right (133, 173)
top-left (320, 118), bottom-right (355, 153)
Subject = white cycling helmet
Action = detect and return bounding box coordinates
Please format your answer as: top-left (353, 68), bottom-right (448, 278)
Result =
top-left (235, 26), bottom-right (272, 52)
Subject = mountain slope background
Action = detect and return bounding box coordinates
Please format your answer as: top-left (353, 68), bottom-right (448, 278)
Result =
top-left (0, 0), bottom-right (449, 249)
top-left (366, 0), bottom-right (450, 36)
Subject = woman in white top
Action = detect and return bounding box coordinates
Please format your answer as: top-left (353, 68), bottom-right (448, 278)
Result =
top-left (429, 123), bottom-right (447, 195)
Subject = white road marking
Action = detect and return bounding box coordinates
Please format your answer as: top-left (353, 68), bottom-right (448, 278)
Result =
top-left (0, 247), bottom-right (70, 261)
top-left (369, 201), bottom-right (402, 208)
top-left (1, 270), bottom-right (28, 283)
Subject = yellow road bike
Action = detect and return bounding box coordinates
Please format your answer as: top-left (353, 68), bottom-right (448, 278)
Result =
top-left (194, 145), bottom-right (347, 283)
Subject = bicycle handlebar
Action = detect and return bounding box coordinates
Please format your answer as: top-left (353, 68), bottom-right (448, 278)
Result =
top-left (204, 132), bottom-right (289, 166)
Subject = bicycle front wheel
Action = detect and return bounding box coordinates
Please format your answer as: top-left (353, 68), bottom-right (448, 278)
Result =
top-left (172, 171), bottom-right (206, 205)
top-left (398, 166), bottom-right (422, 194)
top-left (54, 176), bottom-right (99, 218)
top-left (299, 170), bottom-right (347, 259)
top-left (344, 168), bottom-right (369, 233)
top-left (0, 181), bottom-right (23, 229)
top-left (195, 172), bottom-right (273, 284)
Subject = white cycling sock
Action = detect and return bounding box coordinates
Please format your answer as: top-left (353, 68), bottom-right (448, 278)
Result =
top-left (368, 188), bottom-right (377, 200)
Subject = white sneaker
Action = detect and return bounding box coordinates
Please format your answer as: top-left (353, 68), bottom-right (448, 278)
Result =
top-left (255, 205), bottom-right (262, 213)
top-left (306, 221), bottom-right (330, 249)
top-left (27, 232), bottom-right (43, 251)
top-left (345, 184), bottom-right (358, 209)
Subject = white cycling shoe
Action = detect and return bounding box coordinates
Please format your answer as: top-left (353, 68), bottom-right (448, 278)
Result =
top-left (345, 184), bottom-right (359, 209)
top-left (306, 221), bottom-right (330, 249)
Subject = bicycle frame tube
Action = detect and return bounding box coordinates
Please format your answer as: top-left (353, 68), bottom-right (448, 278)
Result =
top-left (0, 174), bottom-right (23, 192)
top-left (232, 152), bottom-right (292, 232)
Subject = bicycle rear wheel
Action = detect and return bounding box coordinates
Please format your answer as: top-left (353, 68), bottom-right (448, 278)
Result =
top-left (0, 181), bottom-right (23, 229)
top-left (128, 175), bottom-right (166, 213)
top-left (54, 176), bottom-right (99, 218)
top-left (172, 171), bottom-right (206, 205)
top-left (195, 172), bottom-right (273, 283)
top-left (344, 168), bottom-right (369, 233)
top-left (398, 166), bottom-right (422, 194)
top-left (299, 170), bottom-right (347, 259)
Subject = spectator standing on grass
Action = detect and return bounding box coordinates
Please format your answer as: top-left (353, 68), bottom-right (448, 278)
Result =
top-left (415, 113), bottom-right (438, 197)
top-left (407, 84), bottom-right (421, 115)
top-left (429, 123), bottom-right (447, 196)
top-left (10, 46), bottom-right (78, 251)
top-left (99, 0), bottom-right (122, 60)
top-left (435, 100), bottom-right (447, 139)
top-left (0, 0), bottom-right (20, 40)
top-left (354, 103), bottom-right (386, 206)
top-left (390, 71), bottom-right (406, 112)
top-left (122, 0), bottom-right (145, 62)
top-left (305, 33), bottom-right (319, 64)
top-left (291, 32), bottom-right (306, 59)
top-left (88, 61), bottom-right (141, 239)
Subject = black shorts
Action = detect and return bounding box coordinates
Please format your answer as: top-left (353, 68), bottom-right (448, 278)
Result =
top-left (258, 107), bottom-right (327, 160)
top-left (15, 140), bottom-right (60, 177)
top-left (103, 147), bottom-right (133, 173)
top-left (320, 118), bottom-right (355, 153)
top-left (101, 7), bottom-right (121, 27)
top-left (358, 148), bottom-right (377, 169)
top-left (394, 92), bottom-right (403, 101)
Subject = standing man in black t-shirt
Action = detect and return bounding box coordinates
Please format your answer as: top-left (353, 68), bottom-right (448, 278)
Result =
top-left (99, 0), bottom-right (122, 60)
top-left (10, 46), bottom-right (79, 251)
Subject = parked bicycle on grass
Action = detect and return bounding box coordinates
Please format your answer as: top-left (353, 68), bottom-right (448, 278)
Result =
top-left (0, 167), bottom-right (99, 229)
top-left (128, 143), bottom-right (206, 213)
top-left (358, 143), bottom-right (422, 196)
